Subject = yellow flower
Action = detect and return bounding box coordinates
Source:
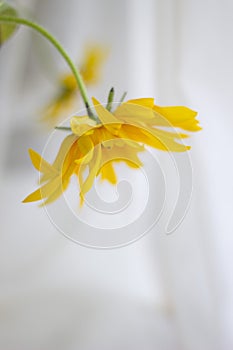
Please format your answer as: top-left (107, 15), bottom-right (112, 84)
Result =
top-left (22, 134), bottom-right (79, 205)
top-left (23, 97), bottom-right (201, 206)
top-left (41, 45), bottom-right (107, 126)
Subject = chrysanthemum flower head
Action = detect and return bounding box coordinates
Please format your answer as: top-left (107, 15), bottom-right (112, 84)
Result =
top-left (23, 96), bottom-right (201, 206)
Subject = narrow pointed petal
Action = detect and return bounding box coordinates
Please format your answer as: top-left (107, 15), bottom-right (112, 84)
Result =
top-left (114, 102), bottom-right (155, 122)
top-left (28, 149), bottom-right (57, 175)
top-left (153, 106), bottom-right (201, 131)
top-left (39, 135), bottom-right (77, 183)
top-left (74, 135), bottom-right (94, 165)
top-left (22, 177), bottom-right (61, 203)
top-left (80, 144), bottom-right (102, 195)
top-left (40, 177), bottom-right (71, 206)
top-left (92, 97), bottom-right (122, 134)
top-left (126, 98), bottom-right (155, 108)
top-left (101, 144), bottom-right (144, 169)
top-left (53, 134), bottom-right (77, 170)
top-left (22, 188), bottom-right (43, 203)
top-left (120, 124), bottom-right (190, 152)
top-left (70, 116), bottom-right (96, 136)
top-left (100, 161), bottom-right (117, 184)
top-left (75, 144), bottom-right (94, 165)
top-left (78, 164), bottom-right (86, 206)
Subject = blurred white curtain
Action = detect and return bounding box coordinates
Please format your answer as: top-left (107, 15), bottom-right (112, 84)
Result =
top-left (122, 0), bottom-right (233, 348)
top-left (1, 0), bottom-right (233, 349)
top-left (154, 1), bottom-right (233, 349)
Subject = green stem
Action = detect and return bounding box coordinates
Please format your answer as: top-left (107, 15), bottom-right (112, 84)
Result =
top-left (55, 126), bottom-right (72, 132)
top-left (0, 16), bottom-right (97, 121)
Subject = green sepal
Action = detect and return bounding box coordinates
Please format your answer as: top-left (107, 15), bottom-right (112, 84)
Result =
top-left (0, 1), bottom-right (18, 46)
top-left (106, 87), bottom-right (114, 111)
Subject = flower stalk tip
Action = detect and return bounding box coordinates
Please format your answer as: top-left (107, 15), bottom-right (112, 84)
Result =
top-left (106, 87), bottom-right (114, 111)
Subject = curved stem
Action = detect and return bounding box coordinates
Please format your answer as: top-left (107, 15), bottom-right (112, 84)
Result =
top-left (0, 16), bottom-right (97, 121)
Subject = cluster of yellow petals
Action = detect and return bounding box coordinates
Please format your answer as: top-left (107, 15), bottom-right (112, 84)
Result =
top-left (42, 46), bottom-right (107, 126)
top-left (23, 97), bottom-right (201, 206)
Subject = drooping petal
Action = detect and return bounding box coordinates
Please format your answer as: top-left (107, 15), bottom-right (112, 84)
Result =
top-left (28, 149), bottom-right (57, 175)
top-left (120, 124), bottom-right (190, 152)
top-left (114, 101), bottom-right (155, 123)
top-left (39, 134), bottom-right (77, 183)
top-left (75, 136), bottom-right (94, 165)
top-left (22, 176), bottom-right (61, 203)
top-left (92, 97), bottom-right (122, 134)
top-left (99, 161), bottom-right (117, 184)
top-left (77, 164), bottom-right (86, 206)
top-left (115, 100), bottom-right (201, 133)
top-left (53, 134), bottom-right (78, 170)
top-left (126, 98), bottom-right (155, 108)
top-left (80, 143), bottom-right (102, 196)
top-left (153, 106), bottom-right (201, 131)
top-left (61, 142), bottom-right (80, 187)
top-left (70, 116), bottom-right (97, 136)
top-left (22, 188), bottom-right (43, 203)
top-left (41, 174), bottom-right (72, 206)
top-left (101, 143), bottom-right (144, 169)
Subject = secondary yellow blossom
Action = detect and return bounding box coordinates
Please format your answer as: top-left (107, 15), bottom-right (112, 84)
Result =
top-left (23, 97), bottom-right (201, 206)
top-left (42, 45), bottom-right (107, 126)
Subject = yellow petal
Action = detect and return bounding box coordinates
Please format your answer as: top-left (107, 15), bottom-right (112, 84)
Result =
top-left (120, 124), bottom-right (190, 152)
top-left (39, 135), bottom-right (77, 183)
top-left (114, 101), bottom-right (155, 122)
top-left (53, 134), bottom-right (77, 170)
top-left (99, 161), bottom-right (117, 184)
top-left (126, 98), bottom-right (155, 108)
top-left (75, 138), bottom-right (94, 165)
top-left (74, 135), bottom-right (94, 165)
top-left (80, 144), bottom-right (102, 196)
top-left (70, 116), bottom-right (97, 136)
top-left (77, 164), bottom-right (86, 206)
top-left (153, 106), bottom-right (201, 131)
top-left (28, 149), bottom-right (57, 175)
top-left (101, 143), bottom-right (144, 168)
top-left (40, 176), bottom-right (71, 206)
top-left (22, 176), bottom-right (61, 203)
top-left (92, 97), bottom-right (122, 134)
top-left (22, 188), bottom-right (43, 203)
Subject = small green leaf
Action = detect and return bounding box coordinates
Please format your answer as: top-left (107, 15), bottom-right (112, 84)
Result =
top-left (0, 1), bottom-right (18, 46)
